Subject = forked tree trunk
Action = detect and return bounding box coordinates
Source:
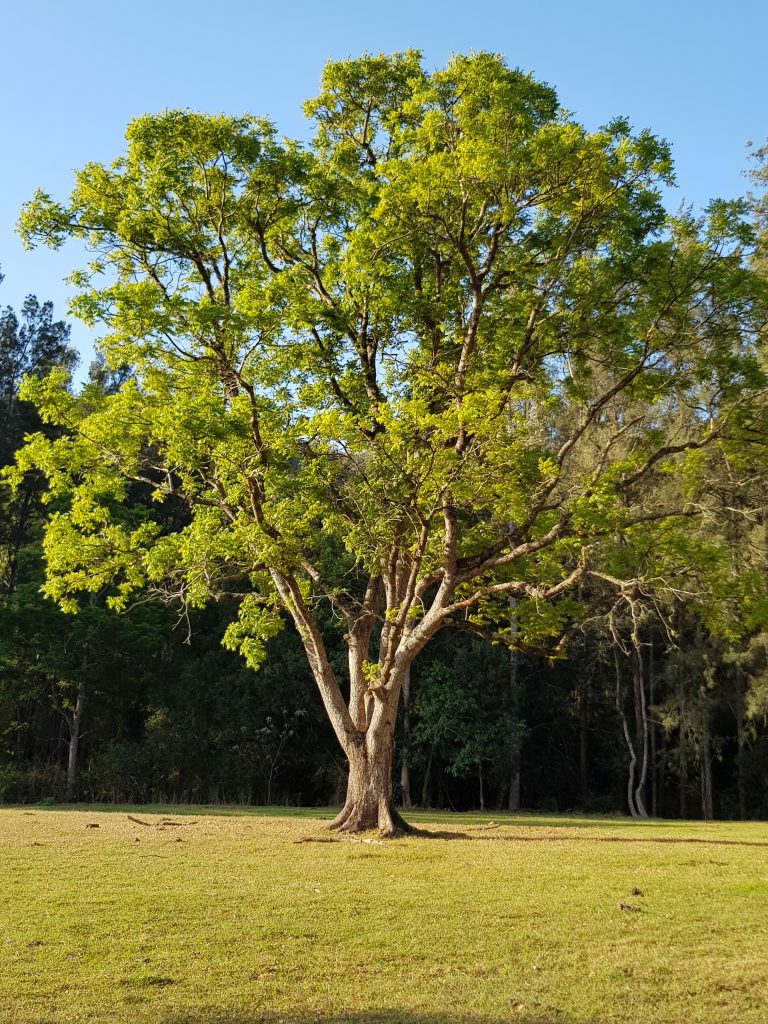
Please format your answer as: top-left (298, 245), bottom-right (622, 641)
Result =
top-left (324, 666), bottom-right (416, 837)
top-left (330, 729), bottom-right (410, 836)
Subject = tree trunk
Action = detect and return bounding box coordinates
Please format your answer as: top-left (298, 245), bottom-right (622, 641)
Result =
top-left (331, 742), bottom-right (409, 837)
top-left (649, 636), bottom-right (657, 817)
top-left (329, 698), bottom-right (411, 837)
top-left (64, 681), bottom-right (85, 803)
top-left (679, 705), bottom-right (689, 819)
top-left (700, 724), bottom-right (714, 821)
top-left (736, 701), bottom-right (747, 821)
top-left (578, 682), bottom-right (588, 807)
top-left (478, 762), bottom-right (485, 811)
top-left (421, 748), bottom-right (433, 808)
top-left (615, 648), bottom-right (639, 817)
top-left (631, 642), bottom-right (649, 818)
top-left (399, 664), bottom-right (413, 807)
top-left (508, 596), bottom-right (521, 812)
top-left (630, 643), bottom-right (651, 819)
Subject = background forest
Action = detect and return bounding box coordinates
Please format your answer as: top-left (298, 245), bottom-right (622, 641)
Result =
top-left (1, 272), bottom-right (767, 821)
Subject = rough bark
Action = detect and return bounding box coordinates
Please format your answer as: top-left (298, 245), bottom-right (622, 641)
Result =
top-left (330, 730), bottom-right (411, 837)
top-left (325, 659), bottom-right (417, 837)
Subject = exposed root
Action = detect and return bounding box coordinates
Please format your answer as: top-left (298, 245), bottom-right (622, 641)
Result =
top-left (327, 799), bottom-right (354, 831)
top-left (327, 801), bottom-right (415, 838)
top-left (378, 804), bottom-right (415, 838)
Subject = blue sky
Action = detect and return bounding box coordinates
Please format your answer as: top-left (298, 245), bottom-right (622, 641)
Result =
top-left (2, 0), bottom-right (766, 372)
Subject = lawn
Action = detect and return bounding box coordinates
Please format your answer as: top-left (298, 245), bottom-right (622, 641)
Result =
top-left (1, 806), bottom-right (766, 1024)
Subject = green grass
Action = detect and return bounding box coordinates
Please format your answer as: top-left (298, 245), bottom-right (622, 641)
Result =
top-left (1, 807), bottom-right (766, 1024)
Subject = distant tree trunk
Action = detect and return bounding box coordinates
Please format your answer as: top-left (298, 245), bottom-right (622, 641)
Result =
top-left (700, 724), bottom-right (714, 821)
top-left (677, 606), bottom-right (688, 819)
top-left (578, 682), bottom-right (588, 807)
top-left (649, 637), bottom-right (657, 817)
top-left (631, 641), bottom-right (649, 818)
top-left (736, 701), bottom-right (747, 821)
top-left (657, 729), bottom-right (666, 816)
top-left (421, 748), bottom-right (433, 808)
top-left (615, 648), bottom-right (639, 817)
top-left (399, 664), bottom-right (413, 807)
top-left (679, 696), bottom-right (689, 819)
top-left (64, 680), bottom-right (85, 803)
top-left (478, 762), bottom-right (485, 811)
top-left (508, 596), bottom-right (521, 812)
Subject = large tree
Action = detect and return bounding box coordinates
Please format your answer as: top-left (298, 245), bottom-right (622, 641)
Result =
top-left (14, 53), bottom-right (766, 833)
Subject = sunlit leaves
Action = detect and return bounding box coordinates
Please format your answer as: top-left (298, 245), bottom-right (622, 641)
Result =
top-left (13, 51), bottom-right (768, 669)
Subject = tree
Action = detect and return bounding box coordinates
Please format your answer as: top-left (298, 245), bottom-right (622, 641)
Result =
top-left (14, 52), bottom-right (766, 833)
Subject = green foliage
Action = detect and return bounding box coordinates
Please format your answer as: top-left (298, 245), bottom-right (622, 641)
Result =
top-left (16, 52), bottom-right (766, 664)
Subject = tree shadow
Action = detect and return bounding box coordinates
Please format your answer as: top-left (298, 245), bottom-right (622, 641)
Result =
top-left (161, 1010), bottom-right (594, 1024)
top-left (408, 828), bottom-right (768, 847)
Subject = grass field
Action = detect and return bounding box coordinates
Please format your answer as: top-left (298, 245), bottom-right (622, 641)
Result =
top-left (1, 806), bottom-right (766, 1024)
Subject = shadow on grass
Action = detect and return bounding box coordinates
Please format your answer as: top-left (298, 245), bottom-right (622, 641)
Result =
top-left (408, 828), bottom-right (768, 847)
top-left (161, 1011), bottom-right (591, 1024)
top-left (15, 803), bottom-right (767, 840)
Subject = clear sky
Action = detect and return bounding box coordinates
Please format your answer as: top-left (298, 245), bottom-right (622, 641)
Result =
top-left (2, 0), bottom-right (766, 372)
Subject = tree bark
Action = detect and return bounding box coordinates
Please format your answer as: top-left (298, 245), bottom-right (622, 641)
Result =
top-left (328, 681), bottom-right (413, 836)
top-left (330, 730), bottom-right (410, 836)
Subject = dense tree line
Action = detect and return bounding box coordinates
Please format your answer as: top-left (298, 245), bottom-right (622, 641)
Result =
top-left (2, 54), bottom-right (768, 825)
top-left (1, 282), bottom-right (766, 818)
